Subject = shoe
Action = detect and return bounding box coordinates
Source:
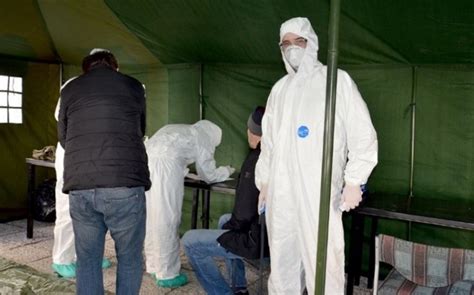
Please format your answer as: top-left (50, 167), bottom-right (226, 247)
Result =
top-left (52, 263), bottom-right (76, 278)
top-left (154, 273), bottom-right (188, 288)
top-left (234, 287), bottom-right (249, 295)
top-left (53, 258), bottom-right (110, 278)
top-left (102, 258), bottom-right (111, 269)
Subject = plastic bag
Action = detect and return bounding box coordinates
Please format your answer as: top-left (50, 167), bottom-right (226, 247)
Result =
top-left (33, 178), bottom-right (56, 222)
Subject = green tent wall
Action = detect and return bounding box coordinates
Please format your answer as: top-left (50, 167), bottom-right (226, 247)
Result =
top-left (0, 0), bottom-right (473, 267)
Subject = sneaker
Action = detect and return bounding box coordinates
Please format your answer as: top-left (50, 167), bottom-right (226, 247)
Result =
top-left (101, 258), bottom-right (111, 269)
top-left (52, 263), bottom-right (76, 278)
top-left (154, 273), bottom-right (188, 288)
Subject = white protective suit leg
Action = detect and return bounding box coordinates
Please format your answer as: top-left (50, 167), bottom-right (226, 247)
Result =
top-left (145, 156), bottom-right (185, 280)
top-left (266, 170), bottom-right (306, 294)
top-left (295, 183), bottom-right (345, 294)
top-left (52, 143), bottom-right (76, 264)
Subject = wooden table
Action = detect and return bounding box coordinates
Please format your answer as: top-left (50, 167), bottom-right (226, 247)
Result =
top-left (346, 193), bottom-right (474, 294)
top-left (25, 158), bottom-right (237, 237)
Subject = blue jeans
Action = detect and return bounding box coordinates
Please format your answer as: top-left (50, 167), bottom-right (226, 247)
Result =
top-left (69, 187), bottom-right (146, 295)
top-left (182, 214), bottom-right (246, 295)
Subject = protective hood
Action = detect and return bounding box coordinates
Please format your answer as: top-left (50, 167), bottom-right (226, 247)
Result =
top-left (192, 120), bottom-right (222, 148)
top-left (279, 17), bottom-right (322, 76)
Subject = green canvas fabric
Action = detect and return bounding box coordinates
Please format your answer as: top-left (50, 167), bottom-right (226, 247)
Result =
top-left (105, 0), bottom-right (407, 65)
top-left (0, 60), bottom-right (59, 218)
top-left (203, 64), bottom-right (285, 168)
top-left (105, 0), bottom-right (473, 65)
top-left (167, 64), bottom-right (201, 125)
top-left (0, 0), bottom-right (57, 62)
top-left (37, 0), bottom-right (159, 67)
top-left (342, 0), bottom-right (474, 64)
top-left (344, 65), bottom-right (413, 195)
top-left (414, 66), bottom-right (474, 201)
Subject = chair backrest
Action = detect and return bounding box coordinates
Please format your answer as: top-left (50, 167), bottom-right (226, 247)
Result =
top-left (378, 234), bottom-right (474, 288)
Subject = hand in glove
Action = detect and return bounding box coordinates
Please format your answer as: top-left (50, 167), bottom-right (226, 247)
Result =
top-left (224, 165), bottom-right (235, 176)
top-left (257, 185), bottom-right (268, 215)
top-left (339, 184), bottom-right (362, 212)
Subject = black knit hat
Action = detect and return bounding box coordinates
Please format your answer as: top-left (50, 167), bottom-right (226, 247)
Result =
top-left (247, 106), bottom-right (265, 136)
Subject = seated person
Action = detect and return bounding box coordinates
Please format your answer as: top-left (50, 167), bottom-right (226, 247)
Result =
top-left (145, 120), bottom-right (235, 288)
top-left (182, 107), bottom-right (269, 295)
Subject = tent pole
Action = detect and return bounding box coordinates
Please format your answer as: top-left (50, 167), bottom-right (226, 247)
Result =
top-left (409, 66), bottom-right (417, 198)
top-left (199, 63), bottom-right (204, 120)
top-left (59, 62), bottom-right (63, 88)
top-left (315, 0), bottom-right (341, 293)
top-left (407, 66), bottom-right (417, 241)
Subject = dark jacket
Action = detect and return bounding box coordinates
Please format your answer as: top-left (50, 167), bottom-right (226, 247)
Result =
top-left (58, 65), bottom-right (151, 193)
top-left (217, 145), bottom-right (269, 259)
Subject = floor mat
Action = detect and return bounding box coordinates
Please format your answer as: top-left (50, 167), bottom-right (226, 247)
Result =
top-left (0, 256), bottom-right (75, 294)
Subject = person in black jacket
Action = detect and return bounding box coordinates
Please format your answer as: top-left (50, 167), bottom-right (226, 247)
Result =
top-left (57, 49), bottom-right (150, 295)
top-left (182, 106), bottom-right (268, 295)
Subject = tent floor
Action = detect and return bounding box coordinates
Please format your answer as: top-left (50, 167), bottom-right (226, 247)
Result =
top-left (0, 219), bottom-right (372, 294)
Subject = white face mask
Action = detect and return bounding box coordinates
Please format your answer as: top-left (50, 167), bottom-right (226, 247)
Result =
top-left (284, 45), bottom-right (305, 70)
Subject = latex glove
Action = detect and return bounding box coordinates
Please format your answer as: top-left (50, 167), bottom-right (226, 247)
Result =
top-left (339, 184), bottom-right (362, 212)
top-left (257, 185), bottom-right (268, 215)
top-left (224, 165), bottom-right (235, 176)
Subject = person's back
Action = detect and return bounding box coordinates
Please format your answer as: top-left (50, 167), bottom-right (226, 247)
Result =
top-left (145, 124), bottom-right (196, 164)
top-left (59, 65), bottom-right (150, 193)
top-left (144, 120), bottom-right (234, 289)
top-left (57, 49), bottom-right (150, 295)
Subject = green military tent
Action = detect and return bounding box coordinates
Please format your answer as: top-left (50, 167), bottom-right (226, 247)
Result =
top-left (0, 0), bottom-right (473, 274)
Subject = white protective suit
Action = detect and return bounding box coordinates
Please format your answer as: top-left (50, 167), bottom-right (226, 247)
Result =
top-left (255, 17), bottom-right (378, 294)
top-left (144, 120), bottom-right (233, 280)
top-left (52, 80), bottom-right (76, 265)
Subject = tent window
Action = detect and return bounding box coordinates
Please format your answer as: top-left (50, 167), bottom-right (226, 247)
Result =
top-left (0, 75), bottom-right (23, 124)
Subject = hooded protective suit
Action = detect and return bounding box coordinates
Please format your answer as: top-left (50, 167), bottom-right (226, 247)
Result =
top-left (255, 17), bottom-right (378, 294)
top-left (144, 120), bottom-right (233, 280)
top-left (52, 79), bottom-right (76, 266)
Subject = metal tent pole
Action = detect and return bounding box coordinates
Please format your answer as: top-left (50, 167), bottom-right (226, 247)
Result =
top-left (315, 0), bottom-right (342, 293)
top-left (199, 63), bottom-right (204, 120)
top-left (409, 66), bottom-right (417, 198)
top-left (59, 62), bottom-right (63, 88)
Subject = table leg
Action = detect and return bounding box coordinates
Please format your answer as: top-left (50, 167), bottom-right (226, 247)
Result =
top-left (367, 217), bottom-right (378, 289)
top-left (202, 190), bottom-right (211, 229)
top-left (26, 163), bottom-right (35, 239)
top-left (191, 188), bottom-right (200, 229)
top-left (347, 211), bottom-right (365, 295)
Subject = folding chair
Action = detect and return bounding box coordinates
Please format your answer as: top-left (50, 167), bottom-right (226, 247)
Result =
top-left (373, 234), bottom-right (474, 295)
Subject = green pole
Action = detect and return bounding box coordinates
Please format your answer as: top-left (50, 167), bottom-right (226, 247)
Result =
top-left (315, 0), bottom-right (341, 293)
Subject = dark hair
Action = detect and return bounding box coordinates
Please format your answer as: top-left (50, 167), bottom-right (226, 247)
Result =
top-left (82, 51), bottom-right (118, 73)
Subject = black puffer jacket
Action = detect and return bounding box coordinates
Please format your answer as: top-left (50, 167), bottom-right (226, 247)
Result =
top-left (58, 65), bottom-right (151, 193)
top-left (217, 145), bottom-right (269, 259)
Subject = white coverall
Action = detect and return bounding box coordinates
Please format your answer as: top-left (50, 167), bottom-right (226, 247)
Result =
top-left (144, 120), bottom-right (233, 280)
top-left (52, 80), bottom-right (76, 265)
top-left (255, 17), bottom-right (378, 294)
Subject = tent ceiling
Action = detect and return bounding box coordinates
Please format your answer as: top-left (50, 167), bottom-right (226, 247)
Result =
top-left (0, 0), bottom-right (159, 66)
top-left (0, 0), bottom-right (56, 62)
top-left (106, 0), bottom-right (474, 65)
top-left (0, 0), bottom-right (473, 65)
